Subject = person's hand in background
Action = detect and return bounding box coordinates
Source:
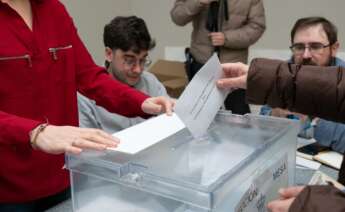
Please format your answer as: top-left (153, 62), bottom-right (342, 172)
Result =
top-left (267, 186), bottom-right (305, 212)
top-left (209, 32), bottom-right (225, 46)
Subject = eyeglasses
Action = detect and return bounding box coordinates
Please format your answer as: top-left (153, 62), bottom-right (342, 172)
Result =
top-left (123, 56), bottom-right (152, 69)
top-left (290, 42), bottom-right (331, 55)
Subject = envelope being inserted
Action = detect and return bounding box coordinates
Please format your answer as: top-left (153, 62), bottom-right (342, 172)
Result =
top-left (174, 53), bottom-right (228, 137)
top-left (108, 54), bottom-right (228, 154)
top-left (108, 113), bottom-right (185, 154)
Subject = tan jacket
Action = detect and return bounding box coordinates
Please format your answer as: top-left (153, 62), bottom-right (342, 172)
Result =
top-left (170, 0), bottom-right (266, 64)
top-left (247, 58), bottom-right (345, 212)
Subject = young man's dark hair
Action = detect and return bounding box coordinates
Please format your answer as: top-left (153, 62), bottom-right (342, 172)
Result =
top-left (103, 16), bottom-right (155, 68)
top-left (290, 16), bottom-right (338, 45)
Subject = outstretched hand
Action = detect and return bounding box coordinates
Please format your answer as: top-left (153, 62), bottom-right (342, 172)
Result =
top-left (217, 62), bottom-right (249, 90)
top-left (267, 186), bottom-right (305, 212)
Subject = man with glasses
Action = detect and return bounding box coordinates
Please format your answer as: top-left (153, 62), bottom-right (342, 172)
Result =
top-left (78, 16), bottom-right (168, 133)
top-left (289, 17), bottom-right (343, 66)
top-left (260, 17), bottom-right (345, 154)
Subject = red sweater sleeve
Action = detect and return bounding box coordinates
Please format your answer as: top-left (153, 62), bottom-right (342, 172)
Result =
top-left (0, 111), bottom-right (41, 146)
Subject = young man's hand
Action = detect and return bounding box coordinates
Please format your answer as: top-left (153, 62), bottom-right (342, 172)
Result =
top-left (141, 96), bottom-right (175, 116)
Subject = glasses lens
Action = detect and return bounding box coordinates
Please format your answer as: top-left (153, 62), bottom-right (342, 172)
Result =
top-left (124, 57), bottom-right (152, 68)
top-left (291, 44), bottom-right (305, 53)
top-left (123, 57), bottom-right (133, 66)
top-left (309, 43), bottom-right (326, 51)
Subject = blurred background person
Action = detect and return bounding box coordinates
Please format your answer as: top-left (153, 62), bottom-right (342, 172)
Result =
top-left (171, 0), bottom-right (266, 114)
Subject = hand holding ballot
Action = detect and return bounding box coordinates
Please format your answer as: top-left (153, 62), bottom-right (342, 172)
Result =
top-left (141, 96), bottom-right (175, 116)
top-left (216, 62), bottom-right (249, 90)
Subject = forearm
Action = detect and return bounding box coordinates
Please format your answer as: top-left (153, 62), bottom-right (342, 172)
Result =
top-left (247, 59), bottom-right (345, 123)
top-left (290, 185), bottom-right (345, 212)
top-left (223, 0), bottom-right (265, 49)
top-left (78, 70), bottom-right (149, 118)
top-left (223, 23), bottom-right (265, 49)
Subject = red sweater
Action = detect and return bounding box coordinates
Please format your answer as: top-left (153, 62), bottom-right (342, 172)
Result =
top-left (0, 0), bottom-right (148, 203)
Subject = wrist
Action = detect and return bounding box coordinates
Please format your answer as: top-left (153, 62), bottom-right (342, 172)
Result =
top-left (29, 123), bottom-right (49, 149)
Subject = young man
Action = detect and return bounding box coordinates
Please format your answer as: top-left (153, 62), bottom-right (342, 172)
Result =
top-left (170, 0), bottom-right (266, 115)
top-left (78, 16), bottom-right (169, 133)
top-left (261, 17), bottom-right (345, 153)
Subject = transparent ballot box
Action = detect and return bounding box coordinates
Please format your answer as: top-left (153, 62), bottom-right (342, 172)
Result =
top-left (66, 112), bottom-right (298, 212)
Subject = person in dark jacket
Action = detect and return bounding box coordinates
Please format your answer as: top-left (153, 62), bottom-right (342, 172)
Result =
top-left (216, 59), bottom-right (345, 212)
top-left (261, 17), bottom-right (345, 154)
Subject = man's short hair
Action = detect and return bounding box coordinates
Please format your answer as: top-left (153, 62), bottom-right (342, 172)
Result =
top-left (103, 16), bottom-right (156, 53)
top-left (290, 17), bottom-right (338, 45)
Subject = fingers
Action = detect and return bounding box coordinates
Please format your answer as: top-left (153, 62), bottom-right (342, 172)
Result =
top-left (209, 32), bottom-right (225, 46)
top-left (64, 145), bottom-right (83, 155)
top-left (66, 130), bottom-right (120, 154)
top-left (67, 128), bottom-right (120, 154)
top-left (216, 62), bottom-right (248, 89)
top-left (267, 198), bottom-right (294, 212)
top-left (217, 75), bottom-right (247, 89)
top-left (278, 186), bottom-right (305, 199)
top-left (221, 62), bottom-right (248, 77)
top-left (35, 125), bottom-right (121, 155)
top-left (142, 96), bottom-right (174, 115)
top-left (80, 128), bottom-right (119, 147)
top-left (160, 97), bottom-right (173, 115)
top-left (71, 138), bottom-right (107, 151)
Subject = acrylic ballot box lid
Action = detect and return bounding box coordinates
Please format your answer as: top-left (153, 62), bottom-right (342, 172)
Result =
top-left (66, 111), bottom-right (298, 211)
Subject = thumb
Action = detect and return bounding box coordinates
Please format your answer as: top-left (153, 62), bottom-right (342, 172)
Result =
top-left (142, 99), bottom-right (162, 115)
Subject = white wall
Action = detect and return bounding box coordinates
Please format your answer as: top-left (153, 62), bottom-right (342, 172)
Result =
top-left (61, 0), bottom-right (345, 64)
top-left (60, 0), bottom-right (131, 65)
top-left (128, 0), bottom-right (192, 62)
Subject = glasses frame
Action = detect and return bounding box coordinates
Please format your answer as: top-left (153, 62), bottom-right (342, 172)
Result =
top-left (122, 55), bottom-right (152, 69)
top-left (289, 42), bottom-right (332, 55)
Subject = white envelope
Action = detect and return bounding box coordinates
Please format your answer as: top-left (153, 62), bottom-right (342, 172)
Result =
top-left (175, 53), bottom-right (228, 137)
